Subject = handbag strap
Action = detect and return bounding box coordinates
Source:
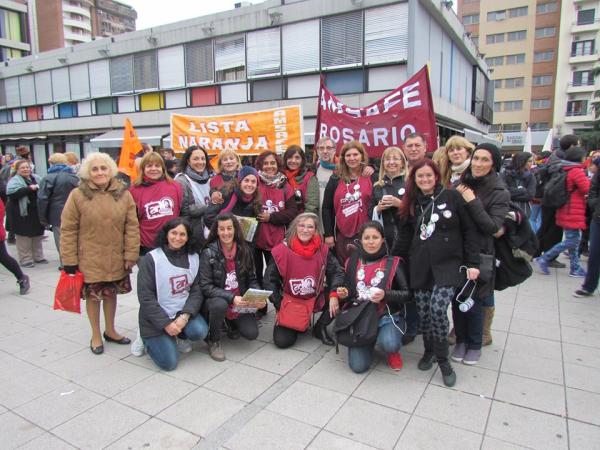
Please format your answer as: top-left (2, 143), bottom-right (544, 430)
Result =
top-left (379, 256), bottom-right (395, 291)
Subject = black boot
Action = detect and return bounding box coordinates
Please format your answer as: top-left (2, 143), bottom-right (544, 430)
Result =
top-left (434, 339), bottom-right (456, 387)
top-left (313, 314), bottom-right (335, 346)
top-left (418, 337), bottom-right (435, 370)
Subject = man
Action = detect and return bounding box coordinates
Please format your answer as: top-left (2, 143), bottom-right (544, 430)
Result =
top-left (403, 132), bottom-right (428, 169)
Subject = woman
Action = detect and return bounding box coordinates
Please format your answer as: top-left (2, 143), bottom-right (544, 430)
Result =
top-left (200, 213), bottom-right (261, 361)
top-left (455, 143), bottom-right (510, 362)
top-left (264, 212), bottom-right (344, 348)
top-left (210, 149), bottom-right (241, 204)
top-left (130, 152), bottom-right (183, 256)
top-left (0, 197), bottom-right (29, 294)
top-left (176, 145), bottom-right (214, 245)
top-left (396, 159), bottom-right (480, 386)
top-left (442, 136), bottom-right (474, 187)
top-left (369, 146), bottom-right (407, 249)
top-left (501, 152), bottom-right (536, 217)
top-left (283, 145), bottom-right (319, 215)
top-left (135, 218), bottom-right (208, 370)
top-left (322, 141), bottom-right (373, 263)
top-left (6, 159), bottom-right (46, 267)
top-left (61, 153), bottom-right (140, 355)
top-left (254, 150), bottom-right (298, 286)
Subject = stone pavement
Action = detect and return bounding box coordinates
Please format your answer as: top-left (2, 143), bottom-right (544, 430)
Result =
top-left (1, 239), bottom-right (600, 449)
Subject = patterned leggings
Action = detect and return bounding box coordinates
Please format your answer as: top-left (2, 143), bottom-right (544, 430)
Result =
top-left (413, 286), bottom-right (456, 342)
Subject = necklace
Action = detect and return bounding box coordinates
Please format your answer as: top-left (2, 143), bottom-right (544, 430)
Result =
top-left (344, 179), bottom-right (361, 201)
top-left (356, 259), bottom-right (385, 301)
top-left (418, 190), bottom-right (444, 240)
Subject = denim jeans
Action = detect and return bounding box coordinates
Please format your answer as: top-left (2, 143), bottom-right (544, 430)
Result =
top-left (529, 203), bottom-right (542, 233)
top-left (583, 219), bottom-right (600, 293)
top-left (541, 228), bottom-right (583, 272)
top-left (144, 315), bottom-right (209, 371)
top-left (347, 314), bottom-right (405, 374)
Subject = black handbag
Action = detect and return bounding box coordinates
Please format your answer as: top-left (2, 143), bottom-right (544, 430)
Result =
top-left (478, 253), bottom-right (495, 283)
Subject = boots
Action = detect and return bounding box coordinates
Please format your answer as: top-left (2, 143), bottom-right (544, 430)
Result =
top-left (313, 313), bottom-right (335, 346)
top-left (434, 339), bottom-right (456, 387)
top-left (418, 337), bottom-right (435, 371)
top-left (482, 306), bottom-right (494, 346)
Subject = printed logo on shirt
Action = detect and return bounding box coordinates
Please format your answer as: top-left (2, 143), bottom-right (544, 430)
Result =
top-left (145, 197), bottom-right (175, 220)
top-left (225, 270), bottom-right (238, 291)
top-left (170, 274), bottom-right (190, 295)
top-left (340, 198), bottom-right (362, 217)
top-left (263, 199), bottom-right (281, 214)
top-left (289, 276), bottom-right (316, 296)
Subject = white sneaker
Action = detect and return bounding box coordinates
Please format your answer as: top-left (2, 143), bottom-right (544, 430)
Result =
top-left (176, 338), bottom-right (192, 354)
top-left (131, 336), bottom-right (145, 357)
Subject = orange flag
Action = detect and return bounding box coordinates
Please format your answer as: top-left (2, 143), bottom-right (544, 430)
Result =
top-left (118, 118), bottom-right (142, 180)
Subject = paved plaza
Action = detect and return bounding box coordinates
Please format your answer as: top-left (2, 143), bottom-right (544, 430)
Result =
top-left (0, 239), bottom-right (600, 449)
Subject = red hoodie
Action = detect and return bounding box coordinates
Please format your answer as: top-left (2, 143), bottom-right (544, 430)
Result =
top-left (556, 164), bottom-right (590, 230)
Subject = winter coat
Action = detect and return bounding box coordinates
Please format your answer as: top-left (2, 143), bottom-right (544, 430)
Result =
top-left (556, 164), bottom-right (590, 230)
top-left (0, 198), bottom-right (6, 241)
top-left (137, 245), bottom-right (203, 339)
top-left (501, 170), bottom-right (536, 217)
top-left (369, 174), bottom-right (405, 249)
top-left (6, 176), bottom-right (44, 237)
top-left (198, 241), bottom-right (260, 303)
top-left (290, 170), bottom-right (320, 215)
top-left (60, 178), bottom-right (140, 283)
top-left (37, 165), bottom-right (79, 227)
top-left (588, 172), bottom-right (600, 221)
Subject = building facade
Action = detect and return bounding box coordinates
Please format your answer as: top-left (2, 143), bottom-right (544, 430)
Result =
top-left (92, 0), bottom-right (136, 39)
top-left (0, 0), bottom-right (493, 176)
top-left (0, 0), bottom-right (30, 61)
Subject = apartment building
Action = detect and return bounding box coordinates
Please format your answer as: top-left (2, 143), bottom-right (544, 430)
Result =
top-left (0, 0), bottom-right (30, 61)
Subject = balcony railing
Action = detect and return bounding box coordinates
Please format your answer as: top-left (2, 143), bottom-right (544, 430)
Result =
top-left (571, 49), bottom-right (596, 57)
top-left (566, 108), bottom-right (593, 117)
top-left (575, 18), bottom-right (600, 26)
top-left (569, 80), bottom-right (595, 87)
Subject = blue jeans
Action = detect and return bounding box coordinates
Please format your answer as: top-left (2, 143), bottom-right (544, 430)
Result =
top-left (348, 314), bottom-right (405, 374)
top-left (541, 228), bottom-right (583, 272)
top-left (529, 203), bottom-right (542, 233)
top-left (143, 315), bottom-right (209, 371)
top-left (583, 219), bottom-right (600, 293)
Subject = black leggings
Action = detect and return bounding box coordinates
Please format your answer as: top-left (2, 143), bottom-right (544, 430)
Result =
top-left (0, 240), bottom-right (23, 281)
top-left (273, 308), bottom-right (334, 349)
top-left (202, 296), bottom-right (259, 342)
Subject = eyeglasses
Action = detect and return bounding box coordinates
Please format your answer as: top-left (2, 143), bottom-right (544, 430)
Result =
top-left (318, 146), bottom-right (335, 150)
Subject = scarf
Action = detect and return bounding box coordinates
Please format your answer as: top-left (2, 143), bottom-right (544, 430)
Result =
top-left (450, 159), bottom-right (471, 183)
top-left (184, 166), bottom-right (210, 184)
top-left (6, 174), bottom-right (37, 217)
top-left (258, 170), bottom-right (287, 188)
top-left (48, 164), bottom-right (71, 174)
top-left (142, 176), bottom-right (162, 186)
top-left (319, 160), bottom-right (336, 171)
top-left (343, 245), bottom-right (388, 299)
top-left (222, 188), bottom-right (256, 214)
top-left (289, 234), bottom-right (322, 258)
top-left (284, 168), bottom-right (301, 189)
top-left (221, 241), bottom-right (237, 261)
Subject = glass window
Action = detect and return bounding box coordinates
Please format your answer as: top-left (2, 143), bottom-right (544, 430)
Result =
top-left (89, 60), bottom-right (111, 98)
top-left (462, 14), bottom-right (479, 25)
top-left (531, 98), bottom-right (551, 109)
top-left (531, 123), bottom-right (549, 131)
top-left (190, 86), bottom-right (219, 106)
top-left (494, 102), bottom-right (501, 112)
top-left (571, 41), bottom-right (594, 57)
top-left (321, 11), bottom-right (363, 68)
top-left (536, 2), bottom-right (557, 14)
top-left (507, 30), bottom-right (526, 41)
top-left (494, 79), bottom-right (502, 89)
top-left (503, 100), bottom-right (523, 111)
top-left (486, 56), bottom-right (504, 66)
top-left (509, 6), bottom-right (528, 17)
top-left (215, 35), bottom-right (245, 82)
top-left (567, 100), bottom-right (588, 116)
top-left (139, 92), bottom-right (164, 111)
top-left (532, 75), bottom-right (552, 86)
top-left (185, 40), bottom-right (214, 85)
top-left (25, 106), bottom-right (42, 121)
top-left (487, 10), bottom-right (506, 21)
top-left (0, 110), bottom-right (12, 124)
top-left (134, 51), bottom-right (158, 92)
top-left (324, 69), bottom-right (364, 95)
top-left (535, 27), bottom-right (556, 38)
top-left (95, 97), bottom-right (117, 115)
top-left (577, 9), bottom-right (595, 25)
top-left (58, 102), bottom-right (77, 118)
top-left (503, 123), bottom-right (521, 132)
top-left (282, 20), bottom-right (319, 74)
top-left (110, 55), bottom-right (133, 94)
top-left (486, 33), bottom-right (505, 44)
top-left (573, 71), bottom-right (593, 86)
top-left (246, 28), bottom-right (281, 77)
top-left (504, 77), bottom-right (524, 88)
top-left (506, 54), bottom-right (525, 64)
top-left (251, 78), bottom-right (283, 101)
top-left (158, 46), bottom-right (185, 89)
top-left (364, 3), bottom-right (408, 64)
top-left (534, 50), bottom-right (554, 62)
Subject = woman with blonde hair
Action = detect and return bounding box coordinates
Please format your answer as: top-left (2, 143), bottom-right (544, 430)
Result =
top-left (61, 152), bottom-right (140, 354)
top-left (441, 136), bottom-right (475, 187)
top-left (210, 149), bottom-right (241, 205)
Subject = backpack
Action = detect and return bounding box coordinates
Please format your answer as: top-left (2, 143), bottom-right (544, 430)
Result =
top-left (541, 169), bottom-right (569, 208)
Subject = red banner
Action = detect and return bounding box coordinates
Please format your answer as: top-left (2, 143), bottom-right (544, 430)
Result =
top-left (314, 66), bottom-right (437, 159)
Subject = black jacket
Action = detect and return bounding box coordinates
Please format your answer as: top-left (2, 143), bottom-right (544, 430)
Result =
top-left (500, 170), bottom-right (535, 217)
top-left (199, 241), bottom-right (260, 303)
top-left (588, 172), bottom-right (600, 220)
top-left (37, 167), bottom-right (79, 227)
top-left (369, 174), bottom-right (405, 249)
top-left (321, 174), bottom-right (340, 237)
top-left (137, 246), bottom-right (203, 338)
top-left (6, 180), bottom-right (44, 237)
top-left (204, 189), bottom-right (259, 231)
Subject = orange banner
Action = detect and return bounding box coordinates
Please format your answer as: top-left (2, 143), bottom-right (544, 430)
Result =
top-left (170, 106), bottom-right (303, 155)
top-left (118, 118), bottom-right (142, 179)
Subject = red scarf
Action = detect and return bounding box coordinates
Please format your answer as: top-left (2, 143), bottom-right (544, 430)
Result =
top-left (289, 234), bottom-right (322, 257)
top-left (221, 241), bottom-right (237, 260)
top-left (284, 168), bottom-right (300, 190)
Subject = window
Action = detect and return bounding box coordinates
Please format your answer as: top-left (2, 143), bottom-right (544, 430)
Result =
top-left (57, 102), bottom-right (77, 118)
top-left (214, 35), bottom-right (245, 82)
top-left (321, 11), bottom-right (363, 68)
top-left (282, 20), bottom-right (319, 74)
top-left (18, 74), bottom-right (35, 106)
top-left (504, 77), bottom-right (524, 88)
top-left (571, 41), bottom-right (595, 57)
top-left (486, 56), bottom-right (504, 66)
top-left (531, 98), bottom-right (551, 109)
top-left (158, 46), bottom-right (185, 89)
top-left (536, 2), bottom-right (557, 14)
top-left (531, 122), bottom-right (549, 131)
top-left (577, 9), bottom-right (596, 26)
top-left (95, 97), bottom-right (117, 115)
top-left (462, 14), bottom-right (479, 25)
top-left (246, 28), bottom-right (281, 77)
top-left (509, 6), bottom-right (528, 18)
top-left (89, 60), bottom-right (111, 98)
top-left (490, 124), bottom-right (501, 132)
top-left (494, 79), bottom-right (503, 89)
top-left (503, 123), bottom-right (521, 132)
top-left (25, 106), bottom-right (42, 121)
top-left (51, 68), bottom-right (70, 102)
top-left (573, 70), bottom-right (593, 86)
top-left (139, 92), bottom-right (164, 111)
top-left (0, 110), bottom-right (12, 124)
top-left (507, 30), bottom-right (526, 41)
top-left (535, 27), bottom-right (556, 39)
top-left (486, 33), bottom-right (505, 44)
top-left (190, 86), bottom-right (219, 106)
top-left (134, 51), bottom-right (158, 92)
top-left (534, 50), bottom-right (554, 62)
top-left (504, 100), bottom-right (523, 111)
top-left (567, 100), bottom-right (589, 116)
top-left (251, 78), bottom-right (283, 101)
top-left (69, 64), bottom-right (90, 100)
top-left (532, 75), bottom-right (552, 86)
top-left (185, 40), bottom-right (214, 84)
top-left (110, 55), bottom-right (133, 94)
top-left (471, 36), bottom-right (479, 46)
top-left (324, 69), bottom-right (364, 95)
top-left (364, 3), bottom-right (408, 64)
top-left (494, 102), bottom-right (502, 112)
top-left (506, 54), bottom-right (525, 64)
top-left (487, 10), bottom-right (506, 21)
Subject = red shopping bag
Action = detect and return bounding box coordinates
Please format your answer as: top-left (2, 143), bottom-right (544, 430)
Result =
top-left (53, 270), bottom-right (84, 314)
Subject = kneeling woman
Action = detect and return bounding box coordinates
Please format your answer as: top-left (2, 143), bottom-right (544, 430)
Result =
top-left (137, 218), bottom-right (208, 371)
top-left (264, 212), bottom-right (344, 348)
top-left (337, 222), bottom-right (411, 373)
top-left (199, 213), bottom-right (261, 362)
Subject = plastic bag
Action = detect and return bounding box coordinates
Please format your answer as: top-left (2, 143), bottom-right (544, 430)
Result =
top-left (53, 270), bottom-right (84, 314)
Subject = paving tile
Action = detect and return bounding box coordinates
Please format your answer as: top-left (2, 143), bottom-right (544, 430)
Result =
top-left (504, 334), bottom-right (562, 361)
top-left (561, 326), bottom-right (600, 349)
top-left (289, 332), bottom-right (323, 353)
top-left (18, 432), bottom-right (77, 449)
top-left (490, 313), bottom-right (511, 332)
top-left (0, 317), bottom-right (32, 340)
top-left (353, 369), bottom-right (427, 413)
top-left (560, 312), bottom-right (600, 332)
top-left (495, 373), bottom-right (566, 415)
top-left (122, 353), bottom-right (161, 371)
top-left (430, 363), bottom-right (498, 398)
top-left (166, 352), bottom-right (231, 386)
top-left (375, 350), bottom-right (436, 384)
top-left (53, 399), bottom-right (149, 449)
top-left (17, 336), bottom-right (85, 367)
top-left (241, 344), bottom-right (308, 375)
top-left (157, 387), bottom-right (246, 437)
top-left (204, 362), bottom-right (280, 402)
top-left (326, 397), bottom-right (409, 449)
top-left (216, 338), bottom-right (266, 362)
top-left (308, 430), bottom-right (377, 449)
top-left (0, 411), bottom-right (44, 448)
top-left (44, 349), bottom-right (119, 380)
top-left (512, 305), bottom-right (559, 325)
top-left (0, 366), bottom-right (66, 409)
top-left (114, 373), bottom-right (197, 415)
top-left (300, 355), bottom-right (367, 394)
top-left (14, 382), bottom-right (104, 430)
top-left (396, 416), bottom-right (482, 449)
top-left (267, 381), bottom-right (347, 427)
top-left (414, 385), bottom-right (491, 434)
top-left (475, 346), bottom-right (504, 371)
top-left (501, 351), bottom-right (564, 385)
top-left (0, 327), bottom-right (57, 354)
top-left (566, 388), bottom-right (600, 426)
top-left (105, 417), bottom-right (200, 449)
top-left (481, 436), bottom-right (530, 449)
top-left (486, 401), bottom-right (567, 450)
top-left (225, 410), bottom-right (318, 450)
top-left (509, 318), bottom-right (561, 341)
top-left (76, 359), bottom-right (155, 397)
top-left (568, 419), bottom-right (600, 450)
top-left (564, 363), bottom-right (600, 394)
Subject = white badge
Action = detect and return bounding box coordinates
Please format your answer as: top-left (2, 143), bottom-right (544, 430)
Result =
top-left (443, 210), bottom-right (452, 219)
top-left (398, 188), bottom-right (406, 196)
top-left (431, 213), bottom-right (439, 223)
top-left (437, 203), bottom-right (447, 209)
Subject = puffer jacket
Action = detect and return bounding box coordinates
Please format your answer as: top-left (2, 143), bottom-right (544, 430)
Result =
top-left (37, 165), bottom-right (79, 227)
top-left (60, 178), bottom-right (140, 283)
top-left (556, 164), bottom-right (590, 230)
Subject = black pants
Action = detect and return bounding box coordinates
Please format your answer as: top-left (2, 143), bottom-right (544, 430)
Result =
top-left (0, 240), bottom-right (23, 281)
top-left (202, 297), bottom-right (259, 342)
top-left (253, 248), bottom-right (272, 287)
top-left (536, 206), bottom-right (563, 257)
top-left (451, 297), bottom-right (483, 350)
top-left (273, 308), bottom-right (333, 348)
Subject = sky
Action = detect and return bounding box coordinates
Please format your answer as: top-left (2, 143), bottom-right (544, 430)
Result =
top-left (119, 0), bottom-right (265, 31)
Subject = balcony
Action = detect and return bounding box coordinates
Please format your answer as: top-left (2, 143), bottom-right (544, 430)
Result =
top-left (63, 18), bottom-right (92, 32)
top-left (569, 51), bottom-right (598, 64)
top-left (64, 30), bottom-right (92, 43)
top-left (567, 81), bottom-right (596, 93)
top-left (565, 108), bottom-right (595, 123)
top-left (61, 3), bottom-right (91, 18)
top-left (572, 18), bottom-right (600, 33)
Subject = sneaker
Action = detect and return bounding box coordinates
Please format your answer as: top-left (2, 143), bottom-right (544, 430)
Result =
top-left (548, 259), bottom-right (566, 269)
top-left (534, 257), bottom-right (550, 275)
top-left (451, 343), bottom-right (467, 362)
top-left (387, 352), bottom-right (403, 371)
top-left (176, 338), bottom-right (192, 354)
top-left (439, 361), bottom-right (456, 387)
top-left (208, 341), bottom-right (226, 362)
top-left (462, 349), bottom-right (481, 365)
top-left (401, 334), bottom-right (416, 346)
top-left (569, 268), bottom-right (586, 278)
top-left (34, 259), bottom-right (49, 264)
top-left (21, 261), bottom-right (34, 268)
top-left (130, 336), bottom-right (145, 357)
top-left (17, 275), bottom-right (30, 295)
top-left (574, 289), bottom-right (593, 298)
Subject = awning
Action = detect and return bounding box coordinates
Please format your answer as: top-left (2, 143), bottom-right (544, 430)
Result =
top-left (464, 129), bottom-right (503, 148)
top-left (90, 126), bottom-right (170, 148)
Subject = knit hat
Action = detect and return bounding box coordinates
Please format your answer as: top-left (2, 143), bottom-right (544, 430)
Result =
top-left (473, 143), bottom-right (502, 172)
top-left (237, 165), bottom-right (258, 182)
top-left (565, 146), bottom-right (586, 163)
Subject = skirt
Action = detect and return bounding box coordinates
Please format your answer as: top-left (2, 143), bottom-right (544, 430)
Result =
top-left (82, 274), bottom-right (132, 302)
